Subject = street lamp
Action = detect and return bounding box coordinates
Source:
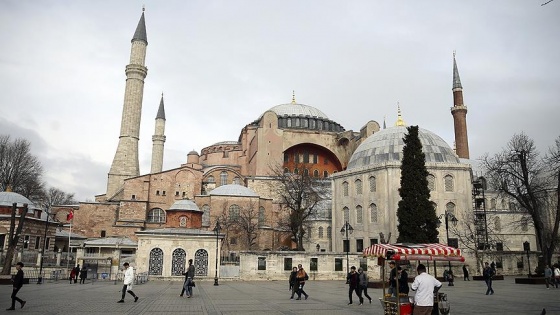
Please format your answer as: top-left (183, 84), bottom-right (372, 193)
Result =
top-left (340, 221), bottom-right (353, 275)
top-left (523, 241), bottom-right (531, 277)
top-left (213, 220), bottom-right (221, 286)
top-left (438, 210), bottom-right (458, 286)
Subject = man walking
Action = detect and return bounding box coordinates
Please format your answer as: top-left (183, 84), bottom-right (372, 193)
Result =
top-left (357, 267), bottom-right (372, 303)
top-left (295, 264), bottom-right (309, 300)
top-left (117, 262), bottom-right (139, 303)
top-left (483, 262), bottom-right (495, 295)
top-left (411, 264), bottom-right (442, 315)
top-left (544, 265), bottom-right (553, 289)
top-left (388, 261), bottom-right (397, 297)
top-left (6, 262), bottom-right (26, 311)
top-left (180, 259), bottom-right (195, 298)
top-left (289, 267), bottom-right (298, 299)
top-left (347, 266), bottom-right (363, 305)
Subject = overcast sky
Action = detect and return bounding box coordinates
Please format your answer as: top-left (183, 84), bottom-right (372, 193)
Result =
top-left (1, 1), bottom-right (559, 201)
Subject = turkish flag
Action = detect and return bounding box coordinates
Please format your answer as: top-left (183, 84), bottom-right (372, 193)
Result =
top-left (66, 210), bottom-right (74, 221)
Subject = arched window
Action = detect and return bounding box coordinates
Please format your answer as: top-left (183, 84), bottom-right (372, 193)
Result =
top-left (356, 205), bottom-right (363, 224)
top-left (303, 169), bottom-right (309, 177)
top-left (326, 226), bottom-right (332, 238)
top-left (521, 217), bottom-right (529, 231)
top-left (207, 175), bottom-right (215, 183)
top-left (427, 174), bottom-right (436, 191)
top-left (148, 208), bottom-right (166, 223)
top-left (294, 168), bottom-right (299, 175)
top-left (202, 205), bottom-right (210, 227)
top-left (343, 207), bottom-right (350, 223)
top-left (370, 203), bottom-right (378, 223)
top-left (446, 202), bottom-right (456, 216)
top-left (323, 170), bottom-right (329, 178)
top-left (444, 175), bottom-right (454, 192)
top-left (179, 216), bottom-right (187, 227)
top-left (313, 170), bottom-right (319, 177)
top-left (284, 168), bottom-right (289, 174)
top-left (258, 207), bottom-right (265, 225)
top-left (307, 226), bottom-right (312, 238)
top-left (229, 204), bottom-right (240, 220)
top-left (194, 249), bottom-right (209, 276)
top-left (171, 248), bottom-right (186, 275)
top-left (148, 248), bottom-right (163, 275)
top-left (369, 176), bottom-right (377, 192)
top-left (233, 177), bottom-right (241, 185)
top-left (494, 217), bottom-right (501, 231)
top-left (343, 182), bottom-right (349, 196)
top-left (318, 226), bottom-right (324, 238)
top-left (220, 171), bottom-right (228, 185)
top-left (355, 179), bottom-right (362, 195)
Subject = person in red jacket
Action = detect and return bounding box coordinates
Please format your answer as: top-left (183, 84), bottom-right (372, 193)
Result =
top-left (7, 262), bottom-right (26, 311)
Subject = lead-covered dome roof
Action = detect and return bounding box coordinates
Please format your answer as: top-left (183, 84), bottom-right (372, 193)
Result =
top-left (347, 126), bottom-right (459, 169)
top-left (0, 191), bottom-right (39, 210)
top-left (168, 199), bottom-right (202, 212)
top-left (209, 184), bottom-right (259, 197)
top-left (265, 103), bottom-right (329, 119)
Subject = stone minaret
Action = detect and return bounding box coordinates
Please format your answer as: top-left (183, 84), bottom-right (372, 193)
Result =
top-left (150, 94), bottom-right (166, 173)
top-left (106, 10), bottom-right (148, 198)
top-left (451, 52), bottom-right (470, 159)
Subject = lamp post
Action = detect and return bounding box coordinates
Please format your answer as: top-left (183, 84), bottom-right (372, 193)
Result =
top-left (438, 210), bottom-right (458, 286)
top-left (523, 241), bottom-right (531, 277)
top-left (340, 221), bottom-right (353, 275)
top-left (213, 220), bottom-right (221, 286)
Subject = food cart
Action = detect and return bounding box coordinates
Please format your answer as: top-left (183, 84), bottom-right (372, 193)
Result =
top-left (362, 243), bottom-right (465, 315)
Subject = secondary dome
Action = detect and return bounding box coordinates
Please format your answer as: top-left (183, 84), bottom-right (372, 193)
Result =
top-left (209, 184), bottom-right (259, 197)
top-left (0, 191), bottom-right (39, 210)
top-left (169, 199), bottom-right (201, 212)
top-left (347, 126), bottom-right (459, 169)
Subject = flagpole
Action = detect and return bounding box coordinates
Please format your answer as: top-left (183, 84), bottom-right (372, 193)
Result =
top-left (66, 210), bottom-right (73, 275)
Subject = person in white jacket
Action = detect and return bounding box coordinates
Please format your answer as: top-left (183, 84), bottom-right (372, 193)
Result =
top-left (117, 262), bottom-right (139, 303)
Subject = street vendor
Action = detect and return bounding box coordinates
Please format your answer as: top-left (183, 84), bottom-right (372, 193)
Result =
top-left (411, 264), bottom-right (442, 315)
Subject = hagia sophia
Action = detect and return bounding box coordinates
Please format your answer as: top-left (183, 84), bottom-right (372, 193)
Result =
top-left (0, 10), bottom-right (535, 280)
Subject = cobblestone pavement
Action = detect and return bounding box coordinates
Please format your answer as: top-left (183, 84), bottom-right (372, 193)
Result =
top-left (0, 277), bottom-right (557, 314)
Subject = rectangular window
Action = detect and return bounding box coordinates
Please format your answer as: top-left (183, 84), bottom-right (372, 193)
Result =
top-left (258, 257), bottom-right (266, 270)
top-left (496, 242), bottom-right (504, 251)
top-left (335, 258), bottom-right (343, 271)
top-left (343, 240), bottom-right (350, 253)
top-left (359, 258), bottom-right (368, 271)
top-left (284, 258), bottom-right (293, 271)
top-left (310, 258), bottom-right (318, 271)
top-left (517, 259), bottom-right (524, 269)
top-left (477, 243), bottom-right (485, 250)
top-left (175, 191), bottom-right (179, 196)
top-left (35, 236), bottom-right (41, 249)
top-left (45, 237), bottom-right (50, 251)
top-left (131, 194), bottom-right (136, 200)
top-left (0, 234), bottom-right (5, 250)
top-left (356, 239), bottom-right (364, 253)
top-left (303, 151), bottom-right (309, 163)
top-left (295, 153), bottom-right (300, 163)
top-left (23, 235), bottom-right (30, 249)
top-left (284, 153), bottom-right (289, 163)
top-left (370, 238), bottom-right (378, 246)
top-left (101, 230), bottom-right (106, 237)
top-left (448, 238), bottom-right (459, 248)
top-left (162, 191), bottom-right (166, 196)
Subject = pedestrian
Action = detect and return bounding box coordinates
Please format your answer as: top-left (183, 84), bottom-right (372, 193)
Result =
top-left (544, 265), bottom-right (553, 289)
top-left (69, 267), bottom-right (76, 284)
top-left (117, 262), bottom-right (139, 303)
top-left (398, 266), bottom-right (410, 295)
top-left (79, 265), bottom-right (88, 284)
top-left (347, 266), bottom-right (363, 305)
top-left (388, 261), bottom-right (397, 297)
top-left (295, 264), bottom-right (309, 300)
top-left (462, 264), bottom-right (470, 281)
top-left (180, 259), bottom-right (195, 298)
top-left (289, 267), bottom-right (298, 299)
top-left (483, 262), bottom-right (495, 295)
top-left (73, 264), bottom-right (80, 284)
top-left (411, 263), bottom-right (442, 315)
top-left (447, 269), bottom-right (454, 286)
top-left (554, 265), bottom-right (560, 288)
top-left (6, 262), bottom-right (26, 311)
top-left (357, 267), bottom-right (372, 304)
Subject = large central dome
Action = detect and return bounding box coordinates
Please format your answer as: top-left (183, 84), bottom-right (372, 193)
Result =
top-left (265, 102), bottom-right (329, 119)
top-left (347, 126), bottom-right (460, 169)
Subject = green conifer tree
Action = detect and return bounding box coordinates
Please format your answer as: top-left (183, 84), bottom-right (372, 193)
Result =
top-left (396, 126), bottom-right (439, 243)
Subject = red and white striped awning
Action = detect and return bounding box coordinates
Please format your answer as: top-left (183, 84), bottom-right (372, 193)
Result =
top-left (362, 243), bottom-right (464, 262)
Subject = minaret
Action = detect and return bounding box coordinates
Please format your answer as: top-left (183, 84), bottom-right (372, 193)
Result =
top-left (151, 94), bottom-right (166, 173)
top-left (106, 9), bottom-right (148, 198)
top-left (451, 52), bottom-right (470, 159)
top-left (395, 102), bottom-right (406, 126)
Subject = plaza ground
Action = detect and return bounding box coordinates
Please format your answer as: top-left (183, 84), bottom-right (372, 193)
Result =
top-left (0, 276), bottom-right (557, 314)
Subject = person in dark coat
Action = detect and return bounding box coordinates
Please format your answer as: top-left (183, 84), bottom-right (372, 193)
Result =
top-left (398, 267), bottom-right (410, 295)
top-left (357, 267), bottom-right (372, 303)
top-left (289, 267), bottom-right (298, 299)
top-left (7, 262), bottom-right (26, 310)
top-left (388, 261), bottom-right (397, 297)
top-left (180, 259), bottom-right (195, 297)
top-left (462, 265), bottom-right (470, 281)
top-left (79, 265), bottom-right (88, 284)
top-left (347, 266), bottom-right (363, 305)
top-left (73, 264), bottom-right (80, 283)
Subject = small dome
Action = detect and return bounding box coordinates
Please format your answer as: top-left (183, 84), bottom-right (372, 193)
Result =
top-left (348, 126), bottom-right (460, 169)
top-left (0, 191), bottom-right (39, 210)
top-left (187, 150), bottom-right (199, 155)
top-left (209, 184), bottom-right (259, 197)
top-left (168, 199), bottom-right (202, 212)
top-left (262, 103), bottom-right (329, 120)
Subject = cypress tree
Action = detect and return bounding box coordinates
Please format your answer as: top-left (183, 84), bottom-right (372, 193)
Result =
top-left (396, 126), bottom-right (439, 243)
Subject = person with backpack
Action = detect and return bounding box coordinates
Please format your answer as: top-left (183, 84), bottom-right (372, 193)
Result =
top-left (295, 264), bottom-right (309, 300)
top-left (357, 267), bottom-right (372, 303)
top-left (483, 262), bottom-right (495, 295)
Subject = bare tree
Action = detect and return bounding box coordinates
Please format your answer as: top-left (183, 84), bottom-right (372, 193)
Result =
top-left (39, 187), bottom-right (76, 212)
top-left (0, 135), bottom-right (43, 198)
top-left (233, 201), bottom-right (260, 250)
top-left (1, 204), bottom-right (29, 274)
top-left (481, 133), bottom-right (560, 266)
top-left (269, 164), bottom-right (327, 251)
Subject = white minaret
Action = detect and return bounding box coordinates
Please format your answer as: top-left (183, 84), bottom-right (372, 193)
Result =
top-left (150, 94), bottom-right (166, 173)
top-left (106, 10), bottom-right (148, 198)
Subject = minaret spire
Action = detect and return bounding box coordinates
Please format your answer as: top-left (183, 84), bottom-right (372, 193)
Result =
top-left (395, 102), bottom-right (406, 126)
top-left (291, 90), bottom-right (296, 104)
top-left (151, 93), bottom-right (166, 173)
top-left (450, 52), bottom-right (470, 159)
top-left (107, 10), bottom-right (149, 199)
